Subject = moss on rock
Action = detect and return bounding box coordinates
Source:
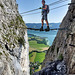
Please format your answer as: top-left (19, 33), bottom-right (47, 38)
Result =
top-left (58, 54), bottom-right (63, 61)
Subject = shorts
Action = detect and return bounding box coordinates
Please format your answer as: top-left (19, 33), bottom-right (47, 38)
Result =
top-left (42, 14), bottom-right (47, 20)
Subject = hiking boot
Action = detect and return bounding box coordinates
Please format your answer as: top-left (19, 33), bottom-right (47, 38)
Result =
top-left (40, 26), bottom-right (44, 31)
top-left (45, 26), bottom-right (50, 31)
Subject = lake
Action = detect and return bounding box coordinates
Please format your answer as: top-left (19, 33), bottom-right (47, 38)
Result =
top-left (26, 23), bottom-right (60, 46)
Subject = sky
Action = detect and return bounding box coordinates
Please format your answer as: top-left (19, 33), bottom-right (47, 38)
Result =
top-left (16, 0), bottom-right (71, 23)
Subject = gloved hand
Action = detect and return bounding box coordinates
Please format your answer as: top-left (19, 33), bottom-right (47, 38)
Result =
top-left (39, 7), bottom-right (42, 9)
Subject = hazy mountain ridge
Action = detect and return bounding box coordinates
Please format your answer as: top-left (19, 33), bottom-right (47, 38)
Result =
top-left (26, 23), bottom-right (60, 29)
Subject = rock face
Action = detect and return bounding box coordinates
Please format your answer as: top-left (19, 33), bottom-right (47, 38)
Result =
top-left (0, 0), bottom-right (29, 75)
top-left (42, 0), bottom-right (75, 74)
top-left (33, 60), bottom-right (67, 75)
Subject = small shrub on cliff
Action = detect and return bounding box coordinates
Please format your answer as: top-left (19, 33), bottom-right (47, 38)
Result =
top-left (10, 21), bottom-right (14, 25)
top-left (18, 37), bottom-right (25, 46)
top-left (16, 16), bottom-right (24, 24)
top-left (67, 33), bottom-right (70, 38)
top-left (2, 23), bottom-right (6, 29)
top-left (16, 16), bottom-right (27, 29)
top-left (0, 52), bottom-right (2, 56)
top-left (51, 45), bottom-right (55, 52)
top-left (58, 54), bottom-right (63, 60)
top-left (0, 3), bottom-right (4, 8)
top-left (0, 44), bottom-right (2, 48)
top-left (0, 28), bottom-right (2, 31)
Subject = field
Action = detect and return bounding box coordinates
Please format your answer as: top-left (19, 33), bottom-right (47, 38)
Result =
top-left (29, 40), bottom-right (49, 51)
top-left (29, 52), bottom-right (45, 63)
top-left (34, 52), bottom-right (46, 63)
top-left (28, 34), bottom-right (49, 74)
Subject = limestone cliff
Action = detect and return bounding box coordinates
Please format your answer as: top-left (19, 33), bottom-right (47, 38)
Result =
top-left (0, 0), bottom-right (29, 75)
top-left (42, 0), bottom-right (75, 74)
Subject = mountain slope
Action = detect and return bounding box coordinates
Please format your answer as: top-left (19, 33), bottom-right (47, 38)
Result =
top-left (0, 0), bottom-right (29, 75)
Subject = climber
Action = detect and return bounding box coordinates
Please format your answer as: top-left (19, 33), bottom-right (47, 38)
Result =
top-left (39, 0), bottom-right (50, 31)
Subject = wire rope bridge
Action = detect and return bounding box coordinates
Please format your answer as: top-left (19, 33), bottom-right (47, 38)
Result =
top-left (19, 0), bottom-right (75, 31)
top-left (20, 0), bottom-right (74, 16)
top-left (27, 27), bottom-right (70, 31)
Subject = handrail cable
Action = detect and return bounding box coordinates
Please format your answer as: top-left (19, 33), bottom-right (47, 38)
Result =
top-left (21, 4), bottom-right (68, 16)
top-left (20, 0), bottom-right (69, 14)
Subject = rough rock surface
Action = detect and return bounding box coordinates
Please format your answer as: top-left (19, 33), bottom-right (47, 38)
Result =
top-left (33, 60), bottom-right (67, 75)
top-left (0, 0), bottom-right (29, 75)
top-left (42, 0), bottom-right (75, 74)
